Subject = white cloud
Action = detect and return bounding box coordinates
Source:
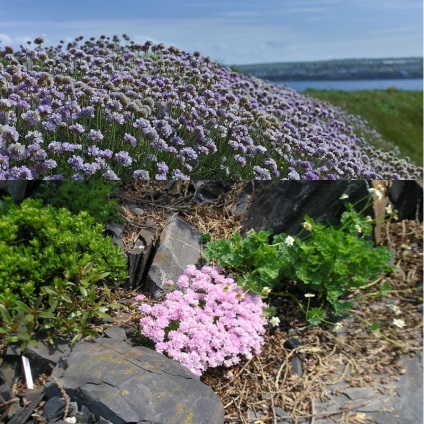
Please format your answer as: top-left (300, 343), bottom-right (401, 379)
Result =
top-left (0, 33), bottom-right (12, 44)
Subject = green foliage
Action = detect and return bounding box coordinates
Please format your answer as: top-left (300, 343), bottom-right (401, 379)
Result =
top-left (0, 197), bottom-right (128, 347)
top-left (304, 88), bottom-right (423, 166)
top-left (34, 180), bottom-right (123, 224)
top-left (204, 201), bottom-right (395, 323)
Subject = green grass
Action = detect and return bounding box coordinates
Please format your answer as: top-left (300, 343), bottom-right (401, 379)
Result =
top-left (303, 88), bottom-right (423, 166)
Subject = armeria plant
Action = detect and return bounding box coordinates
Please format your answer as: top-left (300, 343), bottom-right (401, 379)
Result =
top-left (137, 265), bottom-right (267, 376)
top-left (0, 34), bottom-right (422, 180)
top-left (203, 187), bottom-right (396, 325)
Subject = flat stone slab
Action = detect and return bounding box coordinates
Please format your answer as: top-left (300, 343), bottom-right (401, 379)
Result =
top-left (313, 353), bottom-right (423, 424)
top-left (47, 338), bottom-right (224, 424)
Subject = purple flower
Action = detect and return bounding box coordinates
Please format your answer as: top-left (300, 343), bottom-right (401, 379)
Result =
top-left (157, 161), bottom-right (169, 174)
top-left (133, 170), bottom-right (150, 180)
top-left (8, 143), bottom-right (27, 160)
top-left (68, 155), bottom-right (84, 171)
top-left (154, 173), bottom-right (168, 180)
top-left (0, 154), bottom-right (9, 169)
top-left (98, 149), bottom-right (113, 160)
top-left (252, 166), bottom-right (271, 180)
top-left (103, 169), bottom-right (120, 180)
top-left (1, 125), bottom-right (19, 143)
top-left (8, 166), bottom-right (33, 179)
top-left (233, 154), bottom-right (246, 167)
top-left (87, 129), bottom-right (104, 142)
top-left (114, 151), bottom-right (133, 166)
top-left (69, 123), bottom-right (85, 134)
top-left (123, 133), bottom-right (137, 147)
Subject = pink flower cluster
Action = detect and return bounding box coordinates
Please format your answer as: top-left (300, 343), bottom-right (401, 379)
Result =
top-left (138, 265), bottom-right (267, 376)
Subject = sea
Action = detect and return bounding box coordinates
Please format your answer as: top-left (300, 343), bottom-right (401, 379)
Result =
top-left (275, 78), bottom-right (423, 92)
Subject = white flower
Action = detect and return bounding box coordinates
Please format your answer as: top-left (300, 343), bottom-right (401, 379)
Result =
top-left (392, 318), bottom-right (406, 329)
top-left (261, 287), bottom-right (271, 295)
top-left (386, 204), bottom-right (393, 215)
top-left (302, 222), bottom-right (312, 231)
top-left (368, 187), bottom-right (383, 200)
top-left (304, 293), bottom-right (315, 298)
top-left (365, 215), bottom-right (373, 222)
top-left (355, 224), bottom-right (362, 233)
top-left (285, 235), bottom-right (295, 246)
top-left (339, 193), bottom-right (349, 200)
top-left (269, 316), bottom-right (280, 327)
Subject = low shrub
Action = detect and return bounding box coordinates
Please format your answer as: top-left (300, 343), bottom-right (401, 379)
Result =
top-left (0, 197), bottom-right (128, 346)
top-left (33, 180), bottom-right (123, 224)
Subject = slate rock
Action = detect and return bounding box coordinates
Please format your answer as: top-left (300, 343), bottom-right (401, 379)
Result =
top-left (103, 326), bottom-right (127, 342)
top-left (47, 338), bottom-right (224, 424)
top-left (387, 180), bottom-right (423, 221)
top-left (104, 222), bottom-right (126, 238)
top-left (129, 226), bottom-right (156, 290)
top-left (0, 181), bottom-right (28, 202)
top-left (6, 388), bottom-right (44, 424)
top-left (240, 181), bottom-right (372, 237)
top-left (24, 336), bottom-right (72, 379)
top-left (43, 396), bottom-right (66, 421)
top-left (147, 215), bottom-right (202, 297)
top-left (193, 181), bottom-right (235, 203)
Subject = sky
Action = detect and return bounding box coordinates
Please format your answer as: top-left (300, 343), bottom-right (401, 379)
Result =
top-left (0, 0), bottom-right (422, 65)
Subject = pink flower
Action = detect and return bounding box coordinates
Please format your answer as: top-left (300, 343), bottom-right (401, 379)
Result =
top-left (138, 265), bottom-right (267, 376)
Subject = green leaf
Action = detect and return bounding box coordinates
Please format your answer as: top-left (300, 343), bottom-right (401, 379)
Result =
top-left (306, 307), bottom-right (326, 326)
top-left (38, 311), bottom-right (56, 319)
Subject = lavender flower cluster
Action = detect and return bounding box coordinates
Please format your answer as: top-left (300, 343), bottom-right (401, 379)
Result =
top-left (138, 265), bottom-right (267, 376)
top-left (0, 34), bottom-right (421, 180)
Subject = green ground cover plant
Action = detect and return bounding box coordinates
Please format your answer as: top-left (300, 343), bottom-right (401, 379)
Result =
top-left (0, 197), bottom-right (128, 347)
top-left (304, 88), bottom-right (423, 166)
top-left (34, 180), bottom-right (123, 224)
top-left (203, 190), bottom-right (396, 324)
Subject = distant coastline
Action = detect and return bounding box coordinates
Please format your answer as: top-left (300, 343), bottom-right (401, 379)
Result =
top-left (276, 78), bottom-right (423, 92)
top-left (234, 57), bottom-right (423, 82)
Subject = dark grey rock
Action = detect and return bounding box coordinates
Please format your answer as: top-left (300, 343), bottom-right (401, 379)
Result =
top-left (240, 181), bottom-right (372, 237)
top-left (147, 215), bottom-right (202, 297)
top-left (104, 222), bottom-right (126, 238)
top-left (0, 181), bottom-right (28, 202)
top-left (387, 180), bottom-right (423, 221)
top-left (129, 226), bottom-right (156, 290)
top-left (193, 181), bottom-right (235, 203)
top-left (6, 388), bottom-right (43, 424)
top-left (47, 338), bottom-right (224, 424)
top-left (112, 236), bottom-right (127, 258)
top-left (98, 417), bottom-right (113, 424)
top-left (284, 338), bottom-right (302, 350)
top-left (76, 404), bottom-right (96, 423)
top-left (290, 356), bottom-right (303, 377)
top-left (24, 336), bottom-right (72, 379)
top-left (103, 326), bottom-right (127, 342)
top-left (43, 396), bottom-right (66, 420)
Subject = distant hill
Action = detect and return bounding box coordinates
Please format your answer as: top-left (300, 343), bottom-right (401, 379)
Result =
top-left (234, 58), bottom-right (423, 81)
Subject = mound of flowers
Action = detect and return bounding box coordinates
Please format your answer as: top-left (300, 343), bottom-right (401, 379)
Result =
top-left (0, 34), bottom-right (421, 180)
top-left (137, 265), bottom-right (267, 376)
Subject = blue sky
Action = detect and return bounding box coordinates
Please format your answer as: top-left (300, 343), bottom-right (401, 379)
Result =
top-left (0, 0), bottom-right (422, 65)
